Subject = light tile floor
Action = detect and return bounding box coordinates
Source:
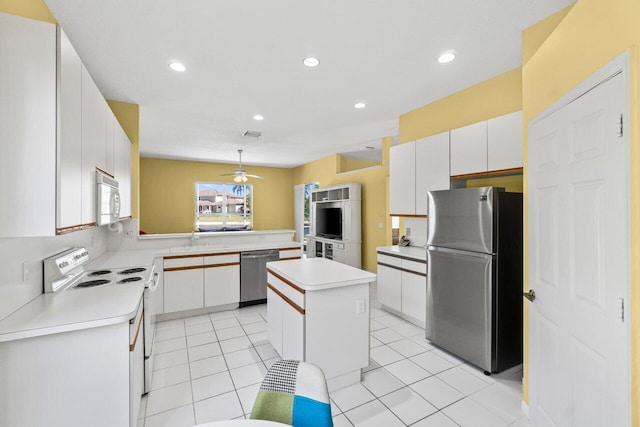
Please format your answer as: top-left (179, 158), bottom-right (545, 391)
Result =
top-left (139, 304), bottom-right (527, 426)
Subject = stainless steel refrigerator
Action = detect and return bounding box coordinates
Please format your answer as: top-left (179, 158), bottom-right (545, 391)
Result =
top-left (426, 187), bottom-right (522, 374)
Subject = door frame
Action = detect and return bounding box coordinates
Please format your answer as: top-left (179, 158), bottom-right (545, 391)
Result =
top-left (524, 51), bottom-right (631, 422)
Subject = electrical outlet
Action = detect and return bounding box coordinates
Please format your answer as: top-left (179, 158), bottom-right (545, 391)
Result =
top-left (406, 227), bottom-right (411, 236)
top-left (125, 230), bottom-right (135, 238)
top-left (356, 298), bottom-right (366, 314)
top-left (378, 222), bottom-right (383, 229)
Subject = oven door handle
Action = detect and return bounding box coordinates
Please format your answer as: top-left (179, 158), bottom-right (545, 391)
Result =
top-left (147, 272), bottom-right (160, 293)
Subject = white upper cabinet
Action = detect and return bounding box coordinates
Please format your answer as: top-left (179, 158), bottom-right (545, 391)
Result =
top-left (487, 110), bottom-right (523, 171)
top-left (450, 121), bottom-right (488, 176)
top-left (415, 131), bottom-right (450, 214)
top-left (450, 112), bottom-right (523, 176)
top-left (389, 142), bottom-right (416, 216)
top-left (390, 132), bottom-right (450, 216)
top-left (57, 28), bottom-right (83, 229)
top-left (114, 123), bottom-right (132, 218)
top-left (0, 13), bottom-right (56, 237)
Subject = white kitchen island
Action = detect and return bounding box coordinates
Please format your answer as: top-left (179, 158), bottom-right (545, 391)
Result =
top-left (266, 258), bottom-right (376, 391)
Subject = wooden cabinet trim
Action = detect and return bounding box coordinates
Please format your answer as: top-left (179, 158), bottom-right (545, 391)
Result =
top-left (267, 269), bottom-right (306, 294)
top-left (56, 222), bottom-right (96, 235)
top-left (450, 167), bottom-right (523, 180)
top-left (280, 256), bottom-right (302, 261)
top-left (377, 252), bottom-right (427, 264)
top-left (280, 247), bottom-right (302, 252)
top-left (95, 166), bottom-right (114, 179)
top-left (377, 262), bottom-right (427, 277)
top-left (164, 251), bottom-right (240, 260)
top-left (268, 284), bottom-right (305, 315)
top-left (130, 311), bottom-right (143, 352)
top-left (203, 262), bottom-right (240, 269)
top-left (389, 214), bottom-right (427, 218)
top-left (164, 265), bottom-right (204, 272)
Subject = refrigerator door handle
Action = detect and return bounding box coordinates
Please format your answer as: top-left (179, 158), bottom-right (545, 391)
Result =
top-left (427, 245), bottom-right (493, 259)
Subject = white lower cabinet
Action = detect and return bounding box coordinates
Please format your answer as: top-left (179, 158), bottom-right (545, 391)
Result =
top-left (267, 276), bottom-right (305, 361)
top-left (376, 252), bottom-right (427, 327)
top-left (400, 267), bottom-right (427, 323)
top-left (163, 252), bottom-right (240, 314)
top-left (204, 254), bottom-right (240, 307)
top-left (164, 267), bottom-right (204, 313)
top-left (377, 262), bottom-right (402, 312)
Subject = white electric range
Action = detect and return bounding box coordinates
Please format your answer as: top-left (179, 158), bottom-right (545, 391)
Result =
top-left (43, 247), bottom-right (159, 394)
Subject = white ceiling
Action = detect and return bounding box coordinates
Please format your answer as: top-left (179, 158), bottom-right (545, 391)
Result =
top-left (43, 0), bottom-right (575, 169)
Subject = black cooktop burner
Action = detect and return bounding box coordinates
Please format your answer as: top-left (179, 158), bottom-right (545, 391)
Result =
top-left (76, 279), bottom-right (111, 288)
top-left (117, 276), bottom-right (143, 284)
top-left (89, 270), bottom-right (112, 276)
top-left (119, 268), bottom-right (146, 275)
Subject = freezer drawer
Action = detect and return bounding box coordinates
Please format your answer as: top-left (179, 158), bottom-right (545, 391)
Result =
top-left (426, 247), bottom-right (493, 371)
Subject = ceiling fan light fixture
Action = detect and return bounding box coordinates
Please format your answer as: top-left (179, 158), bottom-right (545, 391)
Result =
top-left (221, 149), bottom-right (264, 182)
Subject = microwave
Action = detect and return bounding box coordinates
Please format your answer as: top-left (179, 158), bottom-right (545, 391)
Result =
top-left (96, 171), bottom-right (121, 226)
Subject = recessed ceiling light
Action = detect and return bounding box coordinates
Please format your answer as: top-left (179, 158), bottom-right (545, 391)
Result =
top-left (169, 61), bottom-right (187, 72)
top-left (354, 102), bottom-right (366, 109)
top-left (303, 57), bottom-right (320, 67)
top-left (253, 114), bottom-right (264, 121)
top-left (437, 52), bottom-right (456, 64)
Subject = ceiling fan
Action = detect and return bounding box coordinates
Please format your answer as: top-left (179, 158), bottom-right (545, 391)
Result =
top-left (220, 149), bottom-right (264, 183)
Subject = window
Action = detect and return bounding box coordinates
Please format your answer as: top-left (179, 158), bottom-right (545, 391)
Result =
top-left (304, 182), bottom-right (319, 238)
top-left (195, 182), bottom-right (252, 231)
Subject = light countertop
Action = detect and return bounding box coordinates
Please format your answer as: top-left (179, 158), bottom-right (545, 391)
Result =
top-left (267, 258), bottom-right (376, 291)
top-left (0, 282), bottom-right (144, 343)
top-left (376, 245), bottom-right (427, 261)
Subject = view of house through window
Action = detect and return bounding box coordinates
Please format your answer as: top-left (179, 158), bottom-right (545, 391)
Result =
top-left (196, 182), bottom-right (252, 231)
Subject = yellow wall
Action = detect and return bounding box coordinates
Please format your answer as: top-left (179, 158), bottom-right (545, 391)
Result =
top-left (292, 153), bottom-right (388, 272)
top-left (522, 0), bottom-right (640, 423)
top-left (107, 100), bottom-right (140, 218)
top-left (399, 68), bottom-right (522, 143)
top-left (0, 0), bottom-right (56, 23)
top-left (140, 158), bottom-right (294, 234)
top-left (337, 155), bottom-right (380, 173)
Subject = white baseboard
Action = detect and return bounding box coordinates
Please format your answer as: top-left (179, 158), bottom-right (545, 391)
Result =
top-left (521, 400), bottom-right (530, 419)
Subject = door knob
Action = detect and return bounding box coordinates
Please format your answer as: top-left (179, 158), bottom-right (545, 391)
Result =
top-left (523, 289), bottom-right (536, 302)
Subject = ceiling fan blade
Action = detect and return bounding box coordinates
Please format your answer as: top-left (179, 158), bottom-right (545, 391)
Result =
top-left (219, 172), bottom-right (238, 176)
top-left (245, 174), bottom-right (264, 179)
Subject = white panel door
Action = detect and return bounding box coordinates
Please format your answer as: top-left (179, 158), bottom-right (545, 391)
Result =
top-left (450, 121), bottom-right (487, 175)
top-left (81, 65), bottom-right (104, 224)
top-left (528, 56), bottom-right (629, 427)
top-left (415, 132), bottom-right (450, 214)
top-left (114, 123), bottom-right (132, 218)
top-left (389, 142), bottom-right (416, 215)
top-left (488, 110), bottom-right (523, 171)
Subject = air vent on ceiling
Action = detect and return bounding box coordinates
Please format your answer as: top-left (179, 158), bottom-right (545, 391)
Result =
top-left (243, 130), bottom-right (262, 138)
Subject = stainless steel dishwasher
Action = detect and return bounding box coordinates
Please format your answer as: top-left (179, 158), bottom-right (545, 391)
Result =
top-left (240, 249), bottom-right (280, 306)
